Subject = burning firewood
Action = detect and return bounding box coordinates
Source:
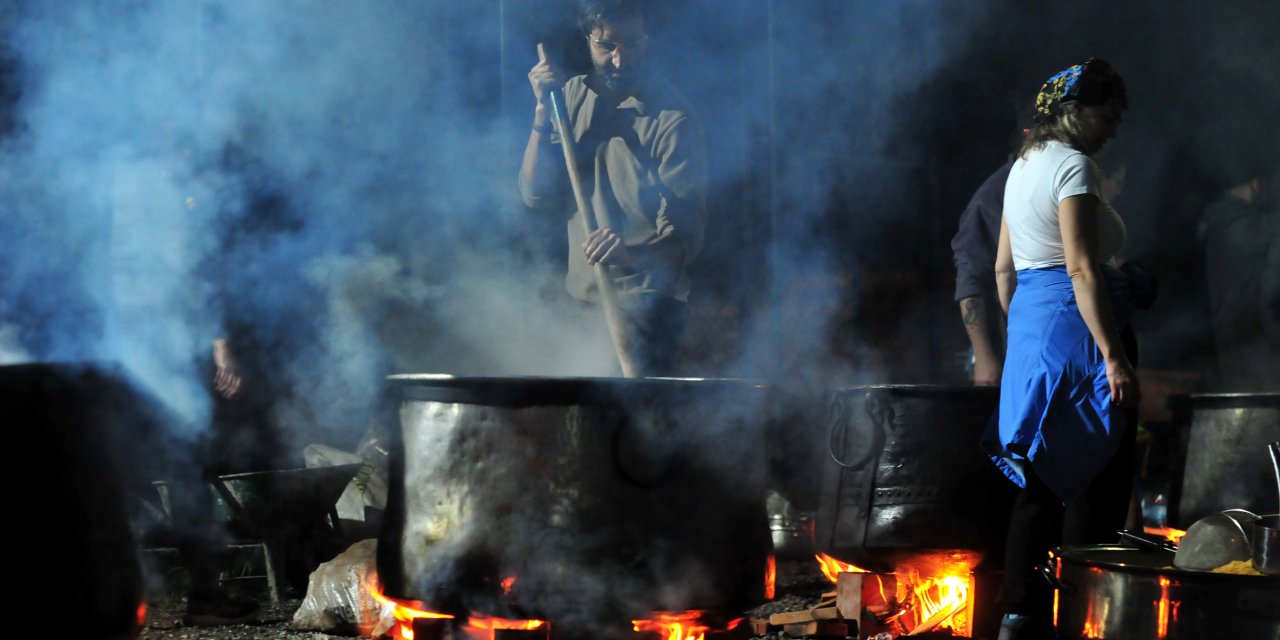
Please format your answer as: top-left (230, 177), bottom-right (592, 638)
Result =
top-left (766, 600), bottom-right (839, 625)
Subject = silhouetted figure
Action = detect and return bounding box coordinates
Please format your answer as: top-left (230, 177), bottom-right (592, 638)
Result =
top-left (1198, 165), bottom-right (1279, 390)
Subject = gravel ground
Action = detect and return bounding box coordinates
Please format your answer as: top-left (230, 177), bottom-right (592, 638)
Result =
top-left (139, 597), bottom-right (352, 640)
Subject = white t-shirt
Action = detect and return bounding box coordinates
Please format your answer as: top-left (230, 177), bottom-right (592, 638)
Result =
top-left (1003, 140), bottom-right (1125, 270)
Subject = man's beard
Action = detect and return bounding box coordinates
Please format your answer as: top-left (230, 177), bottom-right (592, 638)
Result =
top-left (594, 60), bottom-right (643, 92)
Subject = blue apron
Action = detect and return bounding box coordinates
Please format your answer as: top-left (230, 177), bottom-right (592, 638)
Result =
top-left (982, 265), bottom-right (1134, 503)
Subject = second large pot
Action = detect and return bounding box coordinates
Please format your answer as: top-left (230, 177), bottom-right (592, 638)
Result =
top-left (815, 385), bottom-right (1015, 569)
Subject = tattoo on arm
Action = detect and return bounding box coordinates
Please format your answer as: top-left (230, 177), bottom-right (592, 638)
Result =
top-left (961, 298), bottom-right (980, 327)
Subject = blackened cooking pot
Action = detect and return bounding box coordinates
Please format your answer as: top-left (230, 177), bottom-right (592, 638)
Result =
top-left (2, 363), bottom-right (144, 639)
top-left (1046, 545), bottom-right (1280, 639)
top-left (377, 375), bottom-right (772, 624)
top-left (1178, 393), bottom-right (1280, 527)
top-left (815, 385), bottom-right (1015, 570)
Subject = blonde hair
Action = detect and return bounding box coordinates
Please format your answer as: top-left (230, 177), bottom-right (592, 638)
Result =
top-left (1018, 103), bottom-right (1097, 158)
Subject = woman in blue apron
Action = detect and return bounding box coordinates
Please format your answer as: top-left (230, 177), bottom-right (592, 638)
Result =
top-left (983, 59), bottom-right (1140, 640)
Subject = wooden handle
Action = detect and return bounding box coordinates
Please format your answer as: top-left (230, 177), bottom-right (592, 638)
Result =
top-left (536, 42), bottom-right (639, 377)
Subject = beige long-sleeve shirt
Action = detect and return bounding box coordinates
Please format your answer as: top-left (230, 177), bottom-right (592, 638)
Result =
top-left (520, 73), bottom-right (708, 302)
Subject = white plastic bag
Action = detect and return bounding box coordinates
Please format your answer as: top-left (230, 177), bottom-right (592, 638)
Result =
top-left (291, 539), bottom-right (395, 637)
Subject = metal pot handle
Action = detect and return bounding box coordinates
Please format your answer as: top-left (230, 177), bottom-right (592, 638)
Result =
top-left (1036, 562), bottom-right (1075, 595)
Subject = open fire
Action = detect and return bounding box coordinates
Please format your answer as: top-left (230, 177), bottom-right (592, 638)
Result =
top-left (371, 575), bottom-right (750, 640)
top-left (368, 578), bottom-right (455, 640)
top-left (811, 552), bottom-right (975, 637)
top-left (631, 611), bottom-right (743, 640)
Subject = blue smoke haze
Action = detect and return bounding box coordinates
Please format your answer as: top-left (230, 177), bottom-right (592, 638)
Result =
top-left (1, 0), bottom-right (1277, 451)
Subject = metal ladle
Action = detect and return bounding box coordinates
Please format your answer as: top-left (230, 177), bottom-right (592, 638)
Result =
top-left (1252, 442), bottom-right (1280, 575)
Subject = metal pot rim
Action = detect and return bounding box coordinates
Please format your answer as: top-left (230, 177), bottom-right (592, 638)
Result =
top-left (1056, 545), bottom-right (1270, 582)
top-left (388, 374), bottom-right (768, 407)
top-left (1188, 391), bottom-right (1280, 402)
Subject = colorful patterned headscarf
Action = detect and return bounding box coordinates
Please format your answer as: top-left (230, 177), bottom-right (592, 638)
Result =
top-left (1034, 58), bottom-right (1128, 123)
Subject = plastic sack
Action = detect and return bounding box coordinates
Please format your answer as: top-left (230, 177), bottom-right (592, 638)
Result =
top-left (291, 539), bottom-right (395, 637)
top-left (304, 422), bottom-right (390, 522)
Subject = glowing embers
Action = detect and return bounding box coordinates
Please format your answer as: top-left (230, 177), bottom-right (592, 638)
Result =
top-left (816, 553), bottom-right (976, 637)
top-left (631, 611), bottom-right (743, 640)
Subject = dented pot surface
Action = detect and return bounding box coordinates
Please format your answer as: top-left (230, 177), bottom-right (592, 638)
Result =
top-left (377, 375), bottom-right (772, 623)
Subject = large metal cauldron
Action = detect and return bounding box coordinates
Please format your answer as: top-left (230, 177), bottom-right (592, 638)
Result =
top-left (1046, 545), bottom-right (1280, 639)
top-left (1178, 393), bottom-right (1280, 527)
top-left (815, 385), bottom-right (1015, 570)
top-left (3, 363), bottom-right (144, 639)
top-left (378, 375), bottom-right (771, 625)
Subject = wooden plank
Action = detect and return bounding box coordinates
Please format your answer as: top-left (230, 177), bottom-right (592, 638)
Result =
top-left (836, 572), bottom-right (864, 621)
top-left (768, 605), bottom-right (840, 625)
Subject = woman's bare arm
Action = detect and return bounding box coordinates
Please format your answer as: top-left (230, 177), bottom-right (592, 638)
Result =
top-left (1059, 194), bottom-right (1139, 406)
top-left (994, 216), bottom-right (1017, 317)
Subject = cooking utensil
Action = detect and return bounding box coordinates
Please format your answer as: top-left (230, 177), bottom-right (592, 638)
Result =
top-left (1117, 528), bottom-right (1178, 552)
top-left (1045, 544), bottom-right (1280, 639)
top-left (1255, 514), bottom-right (1280, 576)
top-left (1174, 508), bottom-right (1260, 570)
top-left (1254, 442), bottom-right (1280, 575)
top-left (536, 43), bottom-right (636, 377)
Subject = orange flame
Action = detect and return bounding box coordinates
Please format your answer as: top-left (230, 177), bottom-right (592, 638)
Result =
top-left (1143, 525), bottom-right (1188, 544)
top-left (814, 552), bottom-right (871, 583)
top-left (460, 614), bottom-right (548, 639)
top-left (1155, 576), bottom-right (1171, 638)
top-left (905, 574), bottom-right (970, 635)
top-left (819, 554), bottom-right (975, 636)
top-left (367, 577), bottom-right (454, 640)
top-left (631, 611), bottom-right (741, 640)
top-left (136, 601), bottom-right (147, 629)
top-left (764, 553), bottom-right (776, 600)
top-left (500, 576), bottom-right (517, 596)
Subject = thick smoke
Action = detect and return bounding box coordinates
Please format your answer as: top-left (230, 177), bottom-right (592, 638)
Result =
top-left (0, 1), bottom-right (618, 456)
top-left (1, 3), bottom-right (1277, 629)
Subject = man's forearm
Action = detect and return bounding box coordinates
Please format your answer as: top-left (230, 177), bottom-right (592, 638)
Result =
top-left (959, 296), bottom-right (1000, 362)
top-left (519, 104), bottom-right (563, 205)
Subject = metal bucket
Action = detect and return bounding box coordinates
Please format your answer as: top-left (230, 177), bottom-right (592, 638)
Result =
top-left (1047, 545), bottom-right (1280, 639)
top-left (1178, 393), bottom-right (1280, 527)
top-left (377, 375), bottom-right (772, 624)
top-left (815, 385), bottom-right (1015, 569)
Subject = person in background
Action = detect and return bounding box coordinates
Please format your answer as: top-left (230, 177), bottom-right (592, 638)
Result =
top-left (1198, 159), bottom-right (1279, 389)
top-left (519, 0), bottom-right (708, 376)
top-left (952, 157), bottom-right (1015, 386)
top-left (982, 59), bottom-right (1140, 640)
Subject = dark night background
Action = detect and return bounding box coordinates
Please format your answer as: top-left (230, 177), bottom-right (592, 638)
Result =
top-left (0, 1), bottom-right (1276, 451)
